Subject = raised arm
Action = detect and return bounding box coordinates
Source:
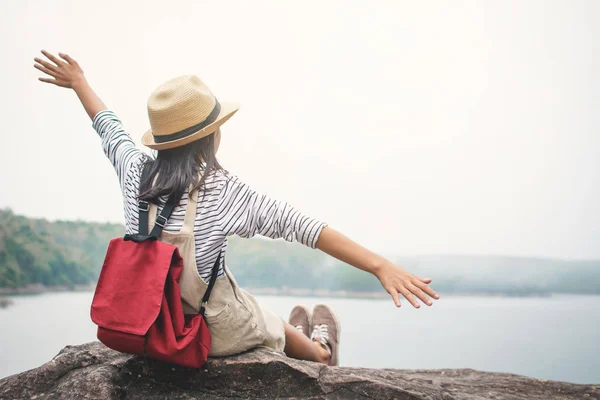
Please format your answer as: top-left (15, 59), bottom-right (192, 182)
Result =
top-left (34, 50), bottom-right (144, 191)
top-left (34, 50), bottom-right (105, 120)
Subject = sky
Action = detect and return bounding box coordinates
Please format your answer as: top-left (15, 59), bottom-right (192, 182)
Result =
top-left (0, 0), bottom-right (598, 259)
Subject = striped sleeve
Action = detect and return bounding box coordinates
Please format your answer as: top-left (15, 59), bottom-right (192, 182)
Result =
top-left (218, 175), bottom-right (327, 248)
top-left (92, 110), bottom-right (145, 192)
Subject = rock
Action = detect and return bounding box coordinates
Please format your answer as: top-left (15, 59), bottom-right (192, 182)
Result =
top-left (0, 342), bottom-right (597, 399)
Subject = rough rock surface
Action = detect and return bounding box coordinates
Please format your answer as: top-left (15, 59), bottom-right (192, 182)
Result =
top-left (0, 342), bottom-right (597, 399)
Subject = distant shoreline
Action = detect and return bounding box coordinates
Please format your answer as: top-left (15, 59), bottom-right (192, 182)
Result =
top-left (0, 284), bottom-right (97, 296)
top-left (0, 284), bottom-right (566, 300)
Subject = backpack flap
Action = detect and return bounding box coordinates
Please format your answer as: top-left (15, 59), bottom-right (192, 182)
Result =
top-left (91, 237), bottom-right (184, 336)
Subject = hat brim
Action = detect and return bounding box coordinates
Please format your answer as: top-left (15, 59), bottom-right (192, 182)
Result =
top-left (142, 101), bottom-right (240, 150)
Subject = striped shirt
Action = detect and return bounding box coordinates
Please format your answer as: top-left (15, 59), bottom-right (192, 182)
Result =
top-left (93, 110), bottom-right (327, 281)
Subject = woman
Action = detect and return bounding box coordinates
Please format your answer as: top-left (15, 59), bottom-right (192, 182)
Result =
top-left (33, 50), bottom-right (439, 366)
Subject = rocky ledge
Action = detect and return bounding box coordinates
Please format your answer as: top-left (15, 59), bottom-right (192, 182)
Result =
top-left (0, 342), bottom-right (597, 400)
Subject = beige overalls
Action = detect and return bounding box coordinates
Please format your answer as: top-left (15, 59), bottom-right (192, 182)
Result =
top-left (147, 188), bottom-right (286, 356)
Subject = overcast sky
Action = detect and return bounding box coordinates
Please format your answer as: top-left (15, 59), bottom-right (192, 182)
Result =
top-left (1, 0), bottom-right (598, 259)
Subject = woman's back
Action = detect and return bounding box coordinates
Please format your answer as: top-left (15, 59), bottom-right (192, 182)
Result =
top-left (94, 110), bottom-right (326, 282)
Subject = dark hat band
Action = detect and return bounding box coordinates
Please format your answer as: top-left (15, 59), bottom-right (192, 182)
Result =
top-left (153, 100), bottom-right (221, 144)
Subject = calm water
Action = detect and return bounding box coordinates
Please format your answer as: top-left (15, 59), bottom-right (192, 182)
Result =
top-left (0, 292), bottom-right (598, 384)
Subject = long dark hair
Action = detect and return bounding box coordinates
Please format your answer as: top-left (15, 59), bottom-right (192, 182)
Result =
top-left (139, 132), bottom-right (224, 204)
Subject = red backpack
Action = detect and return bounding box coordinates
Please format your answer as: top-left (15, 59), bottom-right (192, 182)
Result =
top-left (90, 183), bottom-right (219, 368)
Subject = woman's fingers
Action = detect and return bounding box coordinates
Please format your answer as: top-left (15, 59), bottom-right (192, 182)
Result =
top-left (59, 52), bottom-right (78, 66)
top-left (34, 63), bottom-right (56, 78)
top-left (414, 279), bottom-right (439, 300)
top-left (407, 283), bottom-right (432, 306)
top-left (41, 50), bottom-right (64, 67)
top-left (38, 76), bottom-right (68, 88)
top-left (385, 286), bottom-right (402, 307)
top-left (398, 287), bottom-right (420, 308)
top-left (378, 265), bottom-right (439, 309)
top-left (34, 57), bottom-right (58, 73)
top-left (38, 77), bottom-right (58, 85)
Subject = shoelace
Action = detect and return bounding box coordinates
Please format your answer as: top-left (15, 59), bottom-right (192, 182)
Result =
top-left (310, 324), bottom-right (332, 357)
top-left (295, 325), bottom-right (304, 333)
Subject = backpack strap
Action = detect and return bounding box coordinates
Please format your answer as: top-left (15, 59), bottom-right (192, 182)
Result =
top-left (137, 163), bottom-right (178, 238)
top-left (148, 195), bottom-right (178, 237)
top-left (138, 163), bottom-right (152, 236)
top-left (199, 251), bottom-right (222, 317)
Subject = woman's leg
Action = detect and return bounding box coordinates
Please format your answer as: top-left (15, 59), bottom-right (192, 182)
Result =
top-left (283, 322), bottom-right (330, 364)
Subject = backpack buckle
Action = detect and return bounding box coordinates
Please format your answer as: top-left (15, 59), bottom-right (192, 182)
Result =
top-left (155, 214), bottom-right (168, 228)
top-left (138, 201), bottom-right (149, 212)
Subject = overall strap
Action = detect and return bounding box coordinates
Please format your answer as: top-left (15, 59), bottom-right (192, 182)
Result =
top-left (181, 187), bottom-right (200, 234)
top-left (199, 251), bottom-right (222, 317)
top-left (182, 170), bottom-right (205, 233)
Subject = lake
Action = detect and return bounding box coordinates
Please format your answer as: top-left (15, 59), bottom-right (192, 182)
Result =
top-left (0, 292), bottom-right (598, 384)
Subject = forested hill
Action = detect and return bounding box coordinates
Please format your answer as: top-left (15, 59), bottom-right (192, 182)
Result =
top-left (1, 208), bottom-right (599, 295)
top-left (0, 209), bottom-right (121, 287)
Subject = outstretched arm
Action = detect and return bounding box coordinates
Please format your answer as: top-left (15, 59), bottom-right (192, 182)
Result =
top-left (34, 50), bottom-right (105, 120)
top-left (219, 175), bottom-right (326, 248)
top-left (219, 175), bottom-right (439, 308)
top-left (315, 227), bottom-right (439, 308)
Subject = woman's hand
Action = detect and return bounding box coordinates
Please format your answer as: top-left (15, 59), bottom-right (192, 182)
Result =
top-left (33, 50), bottom-right (106, 120)
top-left (315, 227), bottom-right (439, 308)
top-left (34, 50), bottom-right (86, 89)
top-left (375, 262), bottom-right (439, 308)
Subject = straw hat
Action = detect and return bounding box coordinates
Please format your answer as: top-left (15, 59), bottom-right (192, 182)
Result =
top-left (141, 75), bottom-right (239, 150)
